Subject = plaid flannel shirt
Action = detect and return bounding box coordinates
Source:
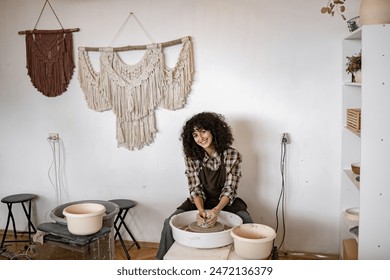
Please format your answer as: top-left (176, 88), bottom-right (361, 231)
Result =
top-left (184, 147), bottom-right (242, 205)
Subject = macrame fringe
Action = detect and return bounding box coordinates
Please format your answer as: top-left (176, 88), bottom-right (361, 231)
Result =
top-left (102, 48), bottom-right (164, 121)
top-left (159, 38), bottom-right (194, 110)
top-left (102, 48), bottom-right (164, 150)
top-left (78, 38), bottom-right (194, 150)
top-left (26, 32), bottom-right (75, 97)
top-left (78, 50), bottom-right (111, 112)
top-left (116, 113), bottom-right (157, 150)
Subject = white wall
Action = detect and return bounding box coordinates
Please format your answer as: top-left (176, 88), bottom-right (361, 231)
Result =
top-left (0, 0), bottom-right (360, 255)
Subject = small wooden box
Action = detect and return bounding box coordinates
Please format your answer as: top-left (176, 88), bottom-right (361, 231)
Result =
top-left (346, 108), bottom-right (361, 132)
top-left (343, 239), bottom-right (358, 260)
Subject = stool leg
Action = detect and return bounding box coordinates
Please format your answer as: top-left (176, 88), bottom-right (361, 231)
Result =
top-left (114, 223), bottom-right (131, 260)
top-left (9, 204), bottom-right (18, 239)
top-left (121, 219), bottom-right (141, 249)
top-left (116, 210), bottom-right (140, 250)
top-left (1, 204), bottom-right (14, 247)
top-left (113, 211), bottom-right (131, 260)
top-left (27, 200), bottom-right (36, 232)
top-left (21, 200), bottom-right (36, 244)
top-left (114, 209), bottom-right (128, 239)
top-left (113, 210), bottom-right (121, 240)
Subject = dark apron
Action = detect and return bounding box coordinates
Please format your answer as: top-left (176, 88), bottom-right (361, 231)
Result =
top-left (178, 154), bottom-right (247, 213)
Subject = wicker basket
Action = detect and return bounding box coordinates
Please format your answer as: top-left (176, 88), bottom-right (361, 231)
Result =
top-left (346, 109), bottom-right (361, 132)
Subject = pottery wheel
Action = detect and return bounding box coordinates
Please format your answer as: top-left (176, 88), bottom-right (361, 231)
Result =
top-left (188, 221), bottom-right (225, 233)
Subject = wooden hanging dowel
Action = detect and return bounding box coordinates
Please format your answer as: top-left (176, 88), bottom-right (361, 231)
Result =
top-left (18, 28), bottom-right (80, 35)
top-left (80, 36), bottom-right (190, 52)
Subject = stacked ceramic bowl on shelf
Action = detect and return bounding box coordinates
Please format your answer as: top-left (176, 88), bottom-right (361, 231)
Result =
top-left (344, 207), bottom-right (360, 229)
top-left (346, 163), bottom-right (360, 232)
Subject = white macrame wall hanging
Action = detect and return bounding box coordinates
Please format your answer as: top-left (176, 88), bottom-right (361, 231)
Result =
top-left (78, 13), bottom-right (194, 150)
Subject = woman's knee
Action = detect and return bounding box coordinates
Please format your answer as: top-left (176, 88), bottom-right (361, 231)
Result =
top-left (163, 216), bottom-right (174, 228)
top-left (164, 209), bottom-right (185, 226)
top-left (236, 211), bottom-right (254, 223)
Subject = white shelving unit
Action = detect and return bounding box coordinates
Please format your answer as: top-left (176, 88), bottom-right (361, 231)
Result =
top-left (340, 24), bottom-right (390, 260)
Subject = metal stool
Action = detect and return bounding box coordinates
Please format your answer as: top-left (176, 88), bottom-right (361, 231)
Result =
top-left (109, 199), bottom-right (140, 259)
top-left (1, 193), bottom-right (37, 248)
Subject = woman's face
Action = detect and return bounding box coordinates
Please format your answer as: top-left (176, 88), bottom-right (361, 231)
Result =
top-left (192, 128), bottom-right (214, 150)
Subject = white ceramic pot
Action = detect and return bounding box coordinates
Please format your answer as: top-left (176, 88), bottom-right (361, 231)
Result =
top-left (231, 223), bottom-right (276, 259)
top-left (63, 203), bottom-right (106, 235)
top-left (360, 0), bottom-right (390, 25)
top-left (170, 210), bottom-right (243, 249)
top-left (344, 207), bottom-right (360, 228)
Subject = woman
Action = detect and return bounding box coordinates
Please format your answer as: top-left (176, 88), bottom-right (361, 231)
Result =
top-left (156, 112), bottom-right (253, 259)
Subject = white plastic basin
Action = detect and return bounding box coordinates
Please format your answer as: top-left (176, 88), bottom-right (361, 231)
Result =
top-left (231, 223), bottom-right (276, 259)
top-left (63, 203), bottom-right (106, 235)
top-left (51, 200), bottom-right (119, 228)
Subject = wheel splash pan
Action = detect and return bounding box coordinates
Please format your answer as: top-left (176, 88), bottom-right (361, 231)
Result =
top-left (170, 210), bottom-right (243, 249)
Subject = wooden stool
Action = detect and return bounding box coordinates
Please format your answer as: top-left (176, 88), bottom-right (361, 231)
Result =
top-left (1, 193), bottom-right (37, 248)
top-left (36, 222), bottom-right (113, 260)
top-left (109, 199), bottom-right (140, 259)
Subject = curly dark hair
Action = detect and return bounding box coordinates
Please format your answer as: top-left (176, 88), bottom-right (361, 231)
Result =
top-left (181, 112), bottom-right (234, 160)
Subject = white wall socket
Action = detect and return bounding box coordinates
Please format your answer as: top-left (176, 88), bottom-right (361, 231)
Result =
top-left (48, 133), bottom-right (59, 141)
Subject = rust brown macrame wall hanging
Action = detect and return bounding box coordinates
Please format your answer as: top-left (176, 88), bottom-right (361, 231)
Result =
top-left (18, 0), bottom-right (79, 97)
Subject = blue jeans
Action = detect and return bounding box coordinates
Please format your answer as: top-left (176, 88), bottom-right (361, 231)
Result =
top-left (155, 209), bottom-right (253, 260)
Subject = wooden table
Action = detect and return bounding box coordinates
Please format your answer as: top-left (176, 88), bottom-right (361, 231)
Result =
top-left (164, 242), bottom-right (242, 260)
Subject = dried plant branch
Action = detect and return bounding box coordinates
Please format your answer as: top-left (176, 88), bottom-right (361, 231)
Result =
top-left (321, 0), bottom-right (347, 20)
top-left (345, 51), bottom-right (361, 74)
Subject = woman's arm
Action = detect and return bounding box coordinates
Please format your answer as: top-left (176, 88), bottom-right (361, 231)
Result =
top-left (219, 148), bottom-right (242, 204)
top-left (213, 196), bottom-right (230, 213)
top-left (184, 157), bottom-right (206, 202)
top-left (194, 196), bottom-right (207, 221)
top-left (194, 196), bottom-right (205, 214)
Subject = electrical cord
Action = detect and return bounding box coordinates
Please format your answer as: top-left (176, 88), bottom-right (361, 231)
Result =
top-left (46, 138), bottom-right (69, 220)
top-left (273, 136), bottom-right (288, 257)
top-left (0, 244), bottom-right (34, 260)
top-left (48, 138), bottom-right (62, 205)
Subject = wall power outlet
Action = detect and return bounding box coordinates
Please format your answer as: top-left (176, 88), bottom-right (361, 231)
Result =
top-left (281, 132), bottom-right (290, 144)
top-left (48, 133), bottom-right (59, 141)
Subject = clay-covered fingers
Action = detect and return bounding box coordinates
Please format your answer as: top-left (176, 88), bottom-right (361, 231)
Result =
top-left (205, 211), bottom-right (218, 227)
top-left (196, 210), bottom-right (207, 226)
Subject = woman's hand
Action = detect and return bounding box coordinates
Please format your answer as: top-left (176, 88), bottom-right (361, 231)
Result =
top-left (196, 209), bottom-right (207, 226)
top-left (206, 208), bottom-right (220, 227)
top-left (204, 196), bottom-right (229, 227)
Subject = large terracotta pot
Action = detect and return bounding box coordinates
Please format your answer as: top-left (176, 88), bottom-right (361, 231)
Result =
top-left (360, 0), bottom-right (390, 25)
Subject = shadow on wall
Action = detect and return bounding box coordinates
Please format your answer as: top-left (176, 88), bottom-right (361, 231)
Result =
top-left (230, 118), bottom-right (261, 217)
top-left (230, 116), bottom-right (283, 226)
